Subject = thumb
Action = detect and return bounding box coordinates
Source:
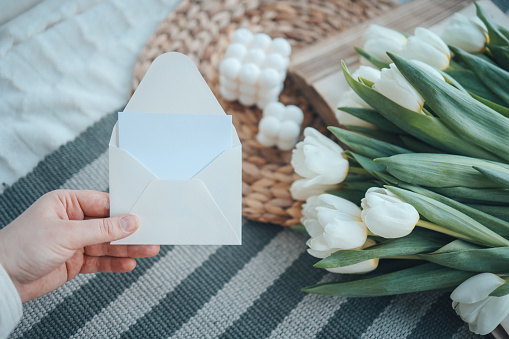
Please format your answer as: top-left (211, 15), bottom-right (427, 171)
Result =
top-left (66, 215), bottom-right (139, 248)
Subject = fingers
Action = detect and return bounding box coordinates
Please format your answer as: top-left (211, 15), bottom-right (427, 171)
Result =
top-left (66, 215), bottom-right (139, 249)
top-left (85, 244), bottom-right (160, 258)
top-left (58, 190), bottom-right (110, 220)
top-left (80, 255), bottom-right (136, 274)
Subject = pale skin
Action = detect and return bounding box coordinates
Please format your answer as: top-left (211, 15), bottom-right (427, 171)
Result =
top-left (0, 190), bottom-right (160, 303)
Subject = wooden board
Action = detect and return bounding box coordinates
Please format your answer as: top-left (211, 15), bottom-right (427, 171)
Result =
top-left (289, 0), bottom-right (509, 127)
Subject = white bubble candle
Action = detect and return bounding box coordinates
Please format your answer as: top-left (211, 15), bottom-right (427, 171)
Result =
top-left (257, 102), bottom-right (303, 151)
top-left (219, 28), bottom-right (291, 109)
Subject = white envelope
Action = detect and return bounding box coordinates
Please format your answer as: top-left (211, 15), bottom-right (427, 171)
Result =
top-left (110, 52), bottom-right (242, 245)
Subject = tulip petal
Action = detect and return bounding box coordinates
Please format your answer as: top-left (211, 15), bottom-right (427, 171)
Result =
top-left (473, 296), bottom-right (509, 335)
top-left (303, 219), bottom-right (324, 238)
top-left (326, 258), bottom-right (379, 274)
top-left (451, 273), bottom-right (505, 303)
top-left (323, 220), bottom-right (367, 249)
top-left (290, 179), bottom-right (338, 201)
top-left (319, 194), bottom-right (362, 217)
top-left (363, 202), bottom-right (418, 238)
top-left (456, 298), bottom-right (490, 324)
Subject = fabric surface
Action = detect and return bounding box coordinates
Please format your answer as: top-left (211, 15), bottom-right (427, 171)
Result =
top-left (0, 263), bottom-right (22, 339)
top-left (0, 0), bottom-right (181, 193)
top-left (0, 111), bottom-right (484, 338)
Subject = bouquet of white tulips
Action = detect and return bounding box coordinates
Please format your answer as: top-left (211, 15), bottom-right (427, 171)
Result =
top-left (290, 4), bottom-right (509, 335)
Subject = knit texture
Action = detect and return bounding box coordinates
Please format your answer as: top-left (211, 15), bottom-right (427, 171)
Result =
top-left (1, 111), bottom-right (484, 338)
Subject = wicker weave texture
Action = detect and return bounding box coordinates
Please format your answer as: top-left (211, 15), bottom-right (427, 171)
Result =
top-left (132, 0), bottom-right (395, 226)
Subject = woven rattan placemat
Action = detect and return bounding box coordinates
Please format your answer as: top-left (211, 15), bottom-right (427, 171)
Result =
top-left (132, 0), bottom-right (395, 226)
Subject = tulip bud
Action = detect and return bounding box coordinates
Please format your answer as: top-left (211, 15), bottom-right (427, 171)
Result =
top-left (361, 187), bottom-right (419, 238)
top-left (451, 273), bottom-right (509, 335)
top-left (400, 27), bottom-right (451, 70)
top-left (325, 238), bottom-right (379, 274)
top-left (363, 24), bottom-right (407, 64)
top-left (290, 128), bottom-right (348, 200)
top-left (336, 66), bottom-right (380, 128)
top-left (373, 63), bottom-right (425, 113)
top-left (441, 13), bottom-right (487, 53)
top-left (302, 194), bottom-right (368, 258)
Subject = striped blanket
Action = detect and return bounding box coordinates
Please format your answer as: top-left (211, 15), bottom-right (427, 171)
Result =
top-left (1, 111), bottom-right (482, 338)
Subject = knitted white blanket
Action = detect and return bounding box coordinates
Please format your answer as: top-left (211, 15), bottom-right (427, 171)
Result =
top-left (0, 0), bottom-right (181, 192)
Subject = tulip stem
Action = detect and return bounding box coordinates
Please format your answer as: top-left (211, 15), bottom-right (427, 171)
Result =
top-left (388, 255), bottom-right (421, 260)
top-left (416, 220), bottom-right (476, 242)
top-left (349, 167), bottom-right (370, 175)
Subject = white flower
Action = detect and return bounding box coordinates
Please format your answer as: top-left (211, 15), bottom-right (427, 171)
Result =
top-left (441, 13), bottom-right (488, 53)
top-left (361, 187), bottom-right (419, 238)
top-left (400, 27), bottom-right (451, 70)
top-left (290, 128), bottom-right (349, 200)
top-left (336, 66), bottom-right (381, 128)
top-left (303, 194), bottom-right (368, 257)
top-left (451, 273), bottom-right (509, 335)
top-left (363, 24), bottom-right (407, 64)
top-left (373, 63), bottom-right (425, 113)
top-left (325, 238), bottom-right (379, 274)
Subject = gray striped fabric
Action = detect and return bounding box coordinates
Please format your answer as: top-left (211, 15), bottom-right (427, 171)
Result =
top-left (2, 111), bottom-right (484, 338)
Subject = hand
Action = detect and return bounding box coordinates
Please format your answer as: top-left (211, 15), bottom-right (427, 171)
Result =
top-left (0, 190), bottom-right (159, 303)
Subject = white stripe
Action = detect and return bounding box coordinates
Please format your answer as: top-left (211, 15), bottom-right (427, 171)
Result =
top-left (170, 230), bottom-right (307, 339)
top-left (70, 244), bottom-right (220, 338)
top-left (360, 292), bottom-right (441, 339)
top-left (11, 152), bottom-right (108, 337)
top-left (268, 274), bottom-right (346, 339)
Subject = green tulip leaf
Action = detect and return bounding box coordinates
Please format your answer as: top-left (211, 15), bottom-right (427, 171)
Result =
top-left (389, 53), bottom-right (509, 162)
top-left (290, 224), bottom-right (308, 236)
top-left (302, 263), bottom-right (475, 297)
top-left (490, 281), bottom-right (509, 297)
top-left (473, 166), bottom-right (509, 189)
top-left (469, 92), bottom-right (509, 118)
top-left (398, 135), bottom-right (443, 154)
top-left (476, 3), bottom-right (509, 47)
top-left (387, 186), bottom-right (509, 248)
top-left (337, 107), bottom-right (406, 133)
top-left (468, 204), bottom-right (509, 222)
top-left (432, 187), bottom-right (509, 205)
top-left (315, 228), bottom-right (450, 268)
top-left (451, 46), bottom-right (509, 106)
top-left (420, 246), bottom-right (509, 274)
top-left (342, 61), bottom-right (502, 162)
top-left (488, 44), bottom-right (509, 72)
top-left (375, 153), bottom-right (505, 188)
top-left (329, 126), bottom-right (412, 159)
top-left (353, 46), bottom-right (390, 69)
top-left (342, 151), bottom-right (386, 176)
top-left (345, 125), bottom-right (406, 147)
top-left (399, 184), bottom-right (509, 237)
top-left (444, 68), bottom-right (505, 105)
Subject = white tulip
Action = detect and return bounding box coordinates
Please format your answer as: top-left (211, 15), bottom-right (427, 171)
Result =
top-left (325, 238), bottom-right (379, 274)
top-left (373, 63), bottom-right (425, 113)
top-left (441, 13), bottom-right (488, 53)
top-left (303, 194), bottom-right (368, 258)
top-left (451, 273), bottom-right (509, 335)
top-left (400, 27), bottom-right (450, 70)
top-left (290, 127), bottom-right (348, 201)
top-left (361, 187), bottom-right (419, 238)
top-left (290, 179), bottom-right (339, 201)
top-left (336, 66), bottom-right (380, 128)
top-left (363, 24), bottom-right (407, 64)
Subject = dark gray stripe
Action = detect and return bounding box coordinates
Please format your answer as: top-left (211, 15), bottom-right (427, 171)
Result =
top-left (316, 296), bottom-right (393, 338)
top-left (120, 222), bottom-right (281, 339)
top-left (407, 294), bottom-right (479, 339)
top-left (21, 245), bottom-right (173, 339)
top-left (218, 251), bottom-right (327, 339)
top-left (0, 111), bottom-right (117, 228)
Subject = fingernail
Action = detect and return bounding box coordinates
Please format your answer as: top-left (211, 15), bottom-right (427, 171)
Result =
top-left (120, 215), bottom-right (138, 233)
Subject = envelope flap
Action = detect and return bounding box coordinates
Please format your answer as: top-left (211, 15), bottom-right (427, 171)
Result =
top-left (114, 179), bottom-right (241, 245)
top-left (109, 144), bottom-right (157, 216)
top-left (125, 52), bottom-right (225, 116)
